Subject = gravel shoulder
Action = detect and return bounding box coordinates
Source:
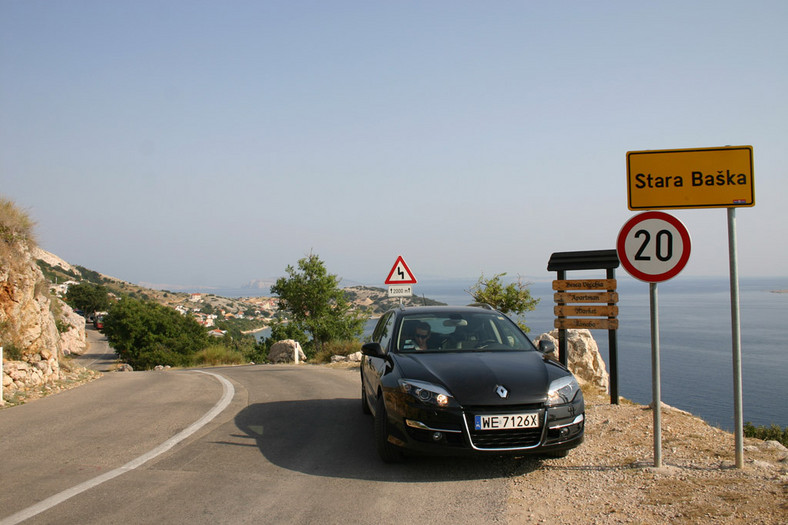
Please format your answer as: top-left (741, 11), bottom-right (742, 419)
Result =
top-left (508, 390), bottom-right (788, 524)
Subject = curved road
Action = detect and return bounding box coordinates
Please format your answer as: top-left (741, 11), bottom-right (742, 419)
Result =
top-left (71, 327), bottom-right (119, 372)
top-left (0, 364), bottom-right (537, 524)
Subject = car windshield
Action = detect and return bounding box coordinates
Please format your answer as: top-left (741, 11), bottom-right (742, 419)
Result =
top-left (396, 310), bottom-right (536, 353)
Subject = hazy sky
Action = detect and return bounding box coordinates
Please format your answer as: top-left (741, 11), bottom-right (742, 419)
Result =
top-left (2, 1), bottom-right (787, 289)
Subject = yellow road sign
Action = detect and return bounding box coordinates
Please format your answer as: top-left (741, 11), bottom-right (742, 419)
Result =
top-left (627, 146), bottom-right (754, 210)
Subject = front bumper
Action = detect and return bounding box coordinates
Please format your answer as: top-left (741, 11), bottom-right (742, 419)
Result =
top-left (386, 393), bottom-right (585, 456)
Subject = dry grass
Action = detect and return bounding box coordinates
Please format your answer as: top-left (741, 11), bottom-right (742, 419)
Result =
top-left (0, 197), bottom-right (36, 247)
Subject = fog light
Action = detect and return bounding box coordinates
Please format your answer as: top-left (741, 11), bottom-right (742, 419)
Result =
top-left (560, 428), bottom-right (570, 437)
top-left (432, 432), bottom-right (443, 442)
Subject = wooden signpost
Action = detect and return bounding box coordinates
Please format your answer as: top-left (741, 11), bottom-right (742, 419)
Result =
top-left (553, 279), bottom-right (620, 331)
top-left (547, 250), bottom-right (621, 404)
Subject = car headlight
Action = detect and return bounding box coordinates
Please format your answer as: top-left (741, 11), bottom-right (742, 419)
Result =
top-left (547, 375), bottom-right (580, 406)
top-left (399, 379), bottom-right (456, 408)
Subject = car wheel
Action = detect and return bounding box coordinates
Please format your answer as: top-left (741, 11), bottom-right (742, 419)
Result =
top-left (361, 386), bottom-right (371, 415)
top-left (374, 394), bottom-right (404, 463)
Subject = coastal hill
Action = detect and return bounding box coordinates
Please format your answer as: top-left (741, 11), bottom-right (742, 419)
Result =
top-left (36, 249), bottom-right (445, 323)
top-left (3, 240), bottom-right (446, 399)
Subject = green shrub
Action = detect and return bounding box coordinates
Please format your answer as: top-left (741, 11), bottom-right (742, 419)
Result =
top-left (743, 422), bottom-right (788, 447)
top-left (102, 297), bottom-right (208, 370)
top-left (313, 339), bottom-right (362, 364)
top-left (2, 343), bottom-right (24, 360)
top-left (193, 345), bottom-right (246, 366)
top-left (55, 319), bottom-right (71, 333)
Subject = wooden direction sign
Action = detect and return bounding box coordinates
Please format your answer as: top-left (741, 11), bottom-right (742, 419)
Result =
top-left (553, 279), bottom-right (616, 290)
top-left (555, 318), bottom-right (619, 330)
top-left (553, 292), bottom-right (619, 304)
top-left (554, 305), bottom-right (619, 317)
top-left (553, 278), bottom-right (618, 331)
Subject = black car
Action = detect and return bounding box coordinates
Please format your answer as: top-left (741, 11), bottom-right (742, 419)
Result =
top-left (360, 305), bottom-right (584, 462)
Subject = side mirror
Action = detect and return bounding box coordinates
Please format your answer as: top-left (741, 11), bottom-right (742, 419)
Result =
top-left (361, 342), bottom-right (385, 357)
top-left (538, 340), bottom-right (555, 354)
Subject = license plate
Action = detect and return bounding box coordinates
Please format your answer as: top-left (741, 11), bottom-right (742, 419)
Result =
top-left (474, 413), bottom-right (539, 431)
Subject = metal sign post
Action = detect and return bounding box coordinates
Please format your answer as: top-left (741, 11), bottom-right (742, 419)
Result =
top-left (625, 145), bottom-right (753, 468)
top-left (617, 212), bottom-right (692, 468)
top-left (728, 208), bottom-right (744, 468)
top-left (649, 283), bottom-right (662, 467)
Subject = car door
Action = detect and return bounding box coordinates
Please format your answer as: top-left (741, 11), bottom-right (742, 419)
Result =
top-left (363, 311), bottom-right (396, 405)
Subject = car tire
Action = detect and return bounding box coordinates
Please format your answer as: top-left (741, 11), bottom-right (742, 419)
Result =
top-left (361, 386), bottom-right (371, 415)
top-left (374, 394), bottom-right (404, 463)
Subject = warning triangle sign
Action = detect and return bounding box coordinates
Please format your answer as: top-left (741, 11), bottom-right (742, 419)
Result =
top-left (385, 256), bottom-right (417, 284)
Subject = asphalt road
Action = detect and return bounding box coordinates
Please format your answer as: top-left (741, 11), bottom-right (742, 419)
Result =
top-left (0, 364), bottom-right (537, 524)
top-left (70, 327), bottom-right (119, 372)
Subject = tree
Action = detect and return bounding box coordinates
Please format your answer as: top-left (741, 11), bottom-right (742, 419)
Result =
top-left (270, 253), bottom-right (367, 355)
top-left (65, 282), bottom-right (110, 314)
top-left (467, 273), bottom-right (540, 332)
top-left (102, 297), bottom-right (208, 369)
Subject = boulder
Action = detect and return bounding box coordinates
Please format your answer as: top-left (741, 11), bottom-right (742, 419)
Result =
top-left (269, 339), bottom-right (307, 364)
top-left (330, 351), bottom-right (362, 363)
top-left (533, 329), bottom-right (609, 392)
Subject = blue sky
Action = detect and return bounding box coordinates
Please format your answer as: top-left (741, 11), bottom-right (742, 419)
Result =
top-left (2, 1), bottom-right (787, 290)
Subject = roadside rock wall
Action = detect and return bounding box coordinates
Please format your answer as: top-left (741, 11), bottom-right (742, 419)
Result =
top-left (1, 234), bottom-right (84, 400)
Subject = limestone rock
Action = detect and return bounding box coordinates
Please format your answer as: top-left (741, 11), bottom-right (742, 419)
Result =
top-left (330, 351), bottom-right (362, 363)
top-left (1, 233), bottom-right (68, 395)
top-left (269, 339), bottom-right (307, 364)
top-left (533, 329), bottom-right (609, 392)
top-left (59, 301), bottom-right (87, 355)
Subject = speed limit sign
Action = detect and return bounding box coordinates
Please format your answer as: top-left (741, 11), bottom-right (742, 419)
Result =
top-left (616, 211), bottom-right (691, 283)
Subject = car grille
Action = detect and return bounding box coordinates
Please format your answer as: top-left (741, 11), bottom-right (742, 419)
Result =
top-left (464, 407), bottom-right (545, 450)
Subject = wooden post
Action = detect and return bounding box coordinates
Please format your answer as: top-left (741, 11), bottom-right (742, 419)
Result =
top-left (557, 270), bottom-right (567, 366)
top-left (607, 268), bottom-right (619, 404)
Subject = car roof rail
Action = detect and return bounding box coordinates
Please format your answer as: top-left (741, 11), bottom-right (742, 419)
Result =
top-left (466, 302), bottom-right (495, 310)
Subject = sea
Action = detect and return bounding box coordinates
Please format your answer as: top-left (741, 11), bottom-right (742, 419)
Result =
top-left (211, 276), bottom-right (788, 431)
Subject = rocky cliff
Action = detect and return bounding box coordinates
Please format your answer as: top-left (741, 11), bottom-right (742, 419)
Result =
top-left (1, 200), bottom-right (87, 403)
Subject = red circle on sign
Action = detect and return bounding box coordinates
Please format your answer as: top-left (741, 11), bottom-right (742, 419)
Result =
top-left (616, 211), bottom-right (691, 283)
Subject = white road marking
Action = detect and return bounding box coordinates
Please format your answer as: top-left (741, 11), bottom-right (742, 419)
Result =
top-left (0, 370), bottom-right (234, 525)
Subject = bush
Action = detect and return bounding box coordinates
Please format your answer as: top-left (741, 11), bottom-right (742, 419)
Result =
top-left (193, 345), bottom-right (246, 366)
top-left (743, 422), bottom-right (788, 447)
top-left (0, 197), bottom-right (36, 246)
top-left (1, 343), bottom-right (24, 361)
top-left (313, 339), bottom-right (362, 364)
top-left (102, 297), bottom-right (208, 370)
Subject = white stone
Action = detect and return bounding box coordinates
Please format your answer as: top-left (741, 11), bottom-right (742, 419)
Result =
top-left (269, 339), bottom-right (307, 364)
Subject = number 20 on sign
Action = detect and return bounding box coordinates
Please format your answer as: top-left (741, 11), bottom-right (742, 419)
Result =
top-left (617, 211), bottom-right (691, 283)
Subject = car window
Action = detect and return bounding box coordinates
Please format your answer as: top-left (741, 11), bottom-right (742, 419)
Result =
top-left (373, 311), bottom-right (397, 351)
top-left (396, 311), bottom-right (535, 352)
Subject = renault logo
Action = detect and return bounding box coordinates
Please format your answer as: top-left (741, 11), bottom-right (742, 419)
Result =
top-left (495, 385), bottom-right (509, 399)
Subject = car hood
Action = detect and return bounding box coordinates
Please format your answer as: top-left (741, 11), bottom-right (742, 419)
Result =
top-left (395, 350), bottom-right (551, 405)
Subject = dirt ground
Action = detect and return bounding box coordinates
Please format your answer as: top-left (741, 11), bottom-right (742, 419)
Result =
top-left (507, 391), bottom-right (787, 524)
